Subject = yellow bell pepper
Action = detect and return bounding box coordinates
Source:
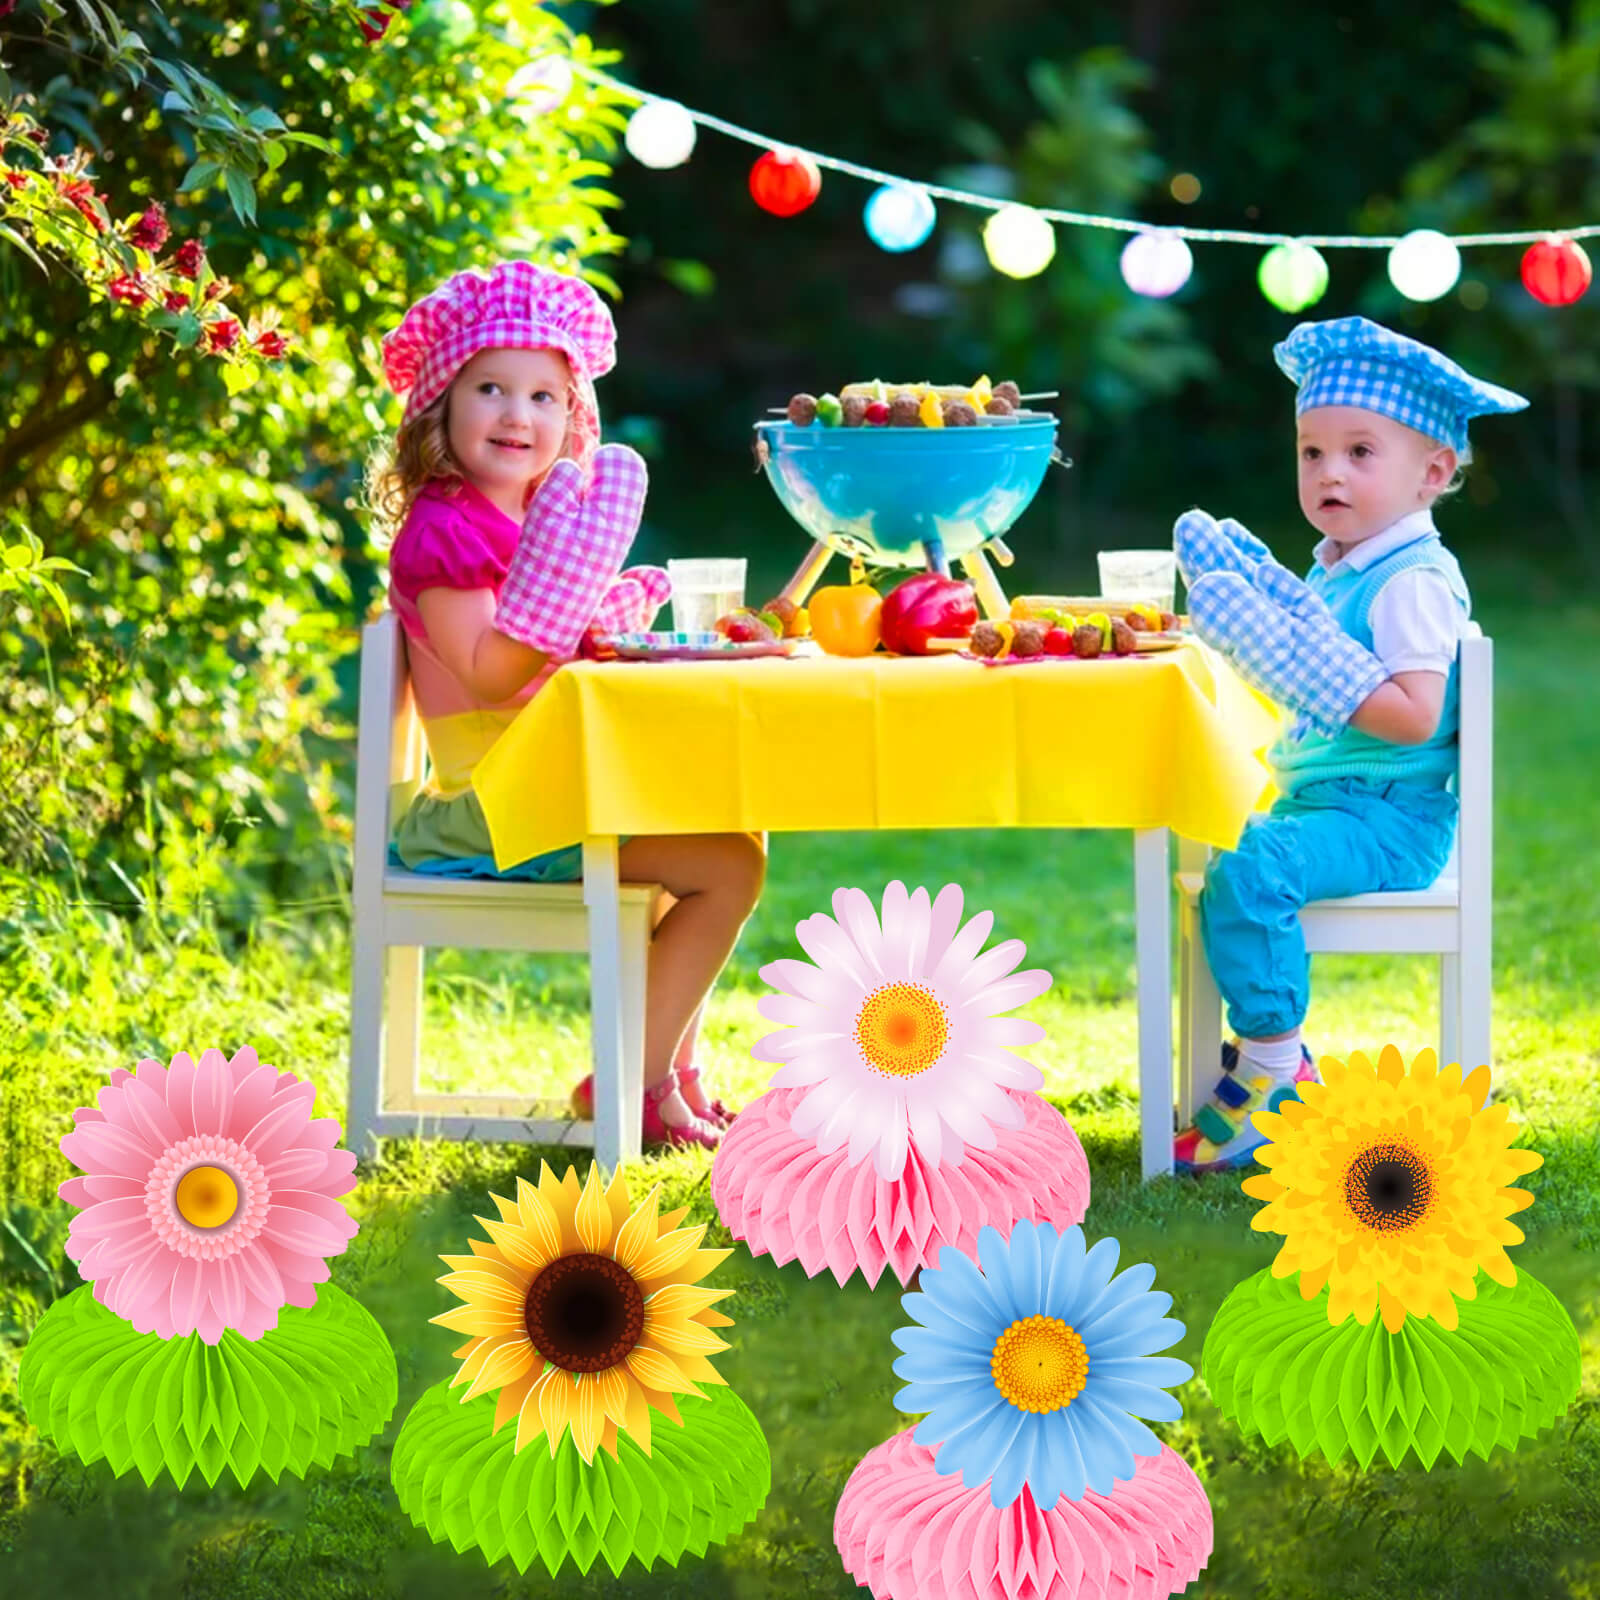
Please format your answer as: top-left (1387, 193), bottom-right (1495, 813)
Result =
top-left (918, 388), bottom-right (945, 428)
top-left (809, 583), bottom-right (884, 656)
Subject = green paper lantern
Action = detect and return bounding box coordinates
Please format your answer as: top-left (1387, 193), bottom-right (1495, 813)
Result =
top-left (1258, 241), bottom-right (1329, 312)
top-left (1203, 1267), bottom-right (1579, 1470)
top-left (392, 1377), bottom-right (770, 1577)
top-left (18, 1283), bottom-right (397, 1488)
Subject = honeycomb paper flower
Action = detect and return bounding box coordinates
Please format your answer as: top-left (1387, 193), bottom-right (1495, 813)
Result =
top-left (1203, 1045), bottom-right (1579, 1472)
top-left (714, 881), bottom-right (1091, 1289)
top-left (18, 1046), bottom-right (395, 1488)
top-left (392, 1162), bottom-right (770, 1578)
top-left (435, 1163), bottom-right (734, 1461)
top-left (754, 881), bottom-right (1052, 1180)
top-left (834, 1221), bottom-right (1212, 1600)
top-left (60, 1046), bottom-right (358, 1343)
top-left (1242, 1045), bottom-right (1543, 1331)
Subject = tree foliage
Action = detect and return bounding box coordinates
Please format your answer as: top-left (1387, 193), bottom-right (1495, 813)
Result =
top-left (0, 0), bottom-right (631, 913)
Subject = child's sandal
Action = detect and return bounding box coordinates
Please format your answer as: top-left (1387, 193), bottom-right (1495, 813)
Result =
top-left (674, 1064), bottom-right (735, 1127)
top-left (642, 1072), bottom-right (722, 1151)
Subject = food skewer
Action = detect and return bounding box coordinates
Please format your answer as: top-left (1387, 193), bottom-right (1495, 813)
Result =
top-left (763, 391), bottom-right (1058, 415)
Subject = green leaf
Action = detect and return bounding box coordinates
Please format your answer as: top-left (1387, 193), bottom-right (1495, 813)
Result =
top-left (180, 158), bottom-right (220, 193)
top-left (223, 168), bottom-right (257, 225)
top-left (244, 107), bottom-right (286, 133)
top-left (280, 132), bottom-right (337, 155)
top-left (161, 90), bottom-right (194, 114)
top-left (0, 222), bottom-right (49, 275)
top-left (263, 141), bottom-right (286, 174)
top-left (222, 362), bottom-right (258, 397)
top-left (175, 311), bottom-right (202, 350)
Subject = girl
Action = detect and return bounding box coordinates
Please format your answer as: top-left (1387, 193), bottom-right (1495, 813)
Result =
top-left (371, 260), bottom-right (764, 1149)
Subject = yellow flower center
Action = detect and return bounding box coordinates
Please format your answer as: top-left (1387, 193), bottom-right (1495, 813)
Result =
top-left (1344, 1138), bottom-right (1434, 1232)
top-left (990, 1315), bottom-right (1089, 1412)
top-left (174, 1165), bottom-right (239, 1229)
top-left (854, 982), bottom-right (949, 1077)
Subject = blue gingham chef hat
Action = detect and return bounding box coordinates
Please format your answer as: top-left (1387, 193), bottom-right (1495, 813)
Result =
top-left (1274, 316), bottom-right (1528, 453)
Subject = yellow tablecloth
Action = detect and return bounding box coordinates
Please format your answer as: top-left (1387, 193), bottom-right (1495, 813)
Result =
top-left (474, 643), bottom-right (1281, 870)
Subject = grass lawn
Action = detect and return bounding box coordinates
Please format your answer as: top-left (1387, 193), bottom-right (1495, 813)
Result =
top-left (2, 583), bottom-right (1597, 1599)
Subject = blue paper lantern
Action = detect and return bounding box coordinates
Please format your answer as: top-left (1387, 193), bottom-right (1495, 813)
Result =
top-left (864, 185), bottom-right (936, 253)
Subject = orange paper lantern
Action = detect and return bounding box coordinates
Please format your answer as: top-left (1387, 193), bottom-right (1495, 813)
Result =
top-left (1520, 237), bottom-right (1592, 306)
top-left (750, 149), bottom-right (821, 217)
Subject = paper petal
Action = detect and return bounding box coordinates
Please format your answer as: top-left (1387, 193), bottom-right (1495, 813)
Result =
top-left (711, 1086), bottom-right (1090, 1289)
top-left (16, 1282), bottom-right (396, 1489)
top-left (1203, 1266), bottom-right (1581, 1469)
top-left (391, 1377), bottom-right (770, 1577)
top-left (835, 1428), bottom-right (1211, 1600)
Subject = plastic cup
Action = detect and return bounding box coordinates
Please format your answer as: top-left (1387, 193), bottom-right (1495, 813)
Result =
top-left (1097, 549), bottom-right (1178, 613)
top-left (668, 558), bottom-right (747, 634)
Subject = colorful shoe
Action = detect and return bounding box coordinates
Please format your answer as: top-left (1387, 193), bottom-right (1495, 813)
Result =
top-left (1173, 1043), bottom-right (1317, 1175)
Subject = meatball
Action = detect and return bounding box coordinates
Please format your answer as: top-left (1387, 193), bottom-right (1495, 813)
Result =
top-left (992, 380), bottom-right (1023, 409)
top-left (1072, 624), bottom-right (1104, 659)
top-left (970, 621), bottom-right (1007, 658)
top-left (889, 394), bottom-right (923, 427)
top-left (787, 393), bottom-right (818, 425)
top-left (942, 400), bottom-right (979, 427)
top-left (1111, 619), bottom-right (1138, 655)
top-left (842, 395), bottom-right (869, 427)
top-left (985, 396), bottom-right (1016, 416)
top-left (1011, 620), bottom-right (1050, 657)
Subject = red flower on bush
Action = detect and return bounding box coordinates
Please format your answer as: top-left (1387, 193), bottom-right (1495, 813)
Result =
top-left (58, 177), bottom-right (106, 233)
top-left (129, 201), bottom-right (170, 252)
top-left (163, 289), bottom-right (190, 312)
top-left (3, 170), bottom-right (29, 191)
top-left (0, 1), bottom-right (17, 17)
top-left (204, 316), bottom-right (242, 354)
top-left (253, 330), bottom-right (290, 360)
top-left (25, 128), bottom-right (48, 148)
top-left (359, 0), bottom-right (413, 44)
top-left (173, 238), bottom-right (206, 279)
top-left (107, 274), bottom-right (150, 307)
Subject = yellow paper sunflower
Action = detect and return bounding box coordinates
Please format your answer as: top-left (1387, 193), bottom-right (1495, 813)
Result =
top-left (431, 1161), bottom-right (734, 1461)
top-left (1241, 1045), bottom-right (1543, 1332)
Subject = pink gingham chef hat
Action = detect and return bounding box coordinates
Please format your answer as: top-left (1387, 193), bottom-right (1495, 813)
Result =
top-left (381, 260), bottom-right (617, 470)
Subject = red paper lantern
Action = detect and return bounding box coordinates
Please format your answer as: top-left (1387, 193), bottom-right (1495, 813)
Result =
top-left (1520, 237), bottom-right (1592, 306)
top-left (749, 149), bottom-right (821, 217)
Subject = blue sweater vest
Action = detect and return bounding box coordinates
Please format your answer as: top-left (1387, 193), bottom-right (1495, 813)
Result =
top-left (1269, 531), bottom-right (1469, 793)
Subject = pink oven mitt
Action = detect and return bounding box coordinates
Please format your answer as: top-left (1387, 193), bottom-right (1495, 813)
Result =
top-left (494, 443), bottom-right (649, 658)
top-left (578, 565), bottom-right (672, 659)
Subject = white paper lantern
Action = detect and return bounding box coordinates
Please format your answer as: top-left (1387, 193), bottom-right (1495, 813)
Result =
top-left (864, 184), bottom-right (936, 252)
top-left (1120, 230), bottom-right (1193, 297)
top-left (506, 56), bottom-right (572, 115)
top-left (1388, 229), bottom-right (1461, 302)
top-left (983, 205), bottom-right (1056, 279)
top-left (624, 100), bottom-right (697, 169)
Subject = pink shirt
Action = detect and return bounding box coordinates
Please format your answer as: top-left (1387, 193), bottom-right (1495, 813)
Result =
top-left (388, 480), bottom-right (559, 796)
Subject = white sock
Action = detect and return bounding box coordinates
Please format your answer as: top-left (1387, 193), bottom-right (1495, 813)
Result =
top-left (1237, 1032), bottom-right (1303, 1078)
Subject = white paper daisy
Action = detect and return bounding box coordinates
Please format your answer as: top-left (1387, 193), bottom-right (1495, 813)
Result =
top-left (752, 882), bottom-right (1051, 1181)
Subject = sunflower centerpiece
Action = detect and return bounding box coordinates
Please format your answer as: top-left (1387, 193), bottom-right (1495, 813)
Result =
top-left (835, 1221), bottom-right (1213, 1600)
top-left (390, 1161), bottom-right (770, 1578)
top-left (17, 1047), bottom-right (397, 1488)
top-left (1203, 1045), bottom-right (1582, 1470)
top-left (711, 881), bottom-right (1092, 1288)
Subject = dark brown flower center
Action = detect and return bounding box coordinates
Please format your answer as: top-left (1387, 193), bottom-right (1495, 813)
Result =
top-left (1344, 1140), bottom-right (1433, 1231)
top-left (523, 1252), bottom-right (645, 1373)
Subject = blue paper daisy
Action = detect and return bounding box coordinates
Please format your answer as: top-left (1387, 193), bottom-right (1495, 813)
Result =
top-left (891, 1221), bottom-right (1192, 1509)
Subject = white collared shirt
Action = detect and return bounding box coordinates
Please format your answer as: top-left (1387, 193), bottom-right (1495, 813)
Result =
top-left (1312, 508), bottom-right (1463, 676)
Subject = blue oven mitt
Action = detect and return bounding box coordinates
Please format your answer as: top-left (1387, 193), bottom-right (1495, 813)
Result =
top-left (1173, 508), bottom-right (1277, 591)
top-left (1187, 565), bottom-right (1390, 738)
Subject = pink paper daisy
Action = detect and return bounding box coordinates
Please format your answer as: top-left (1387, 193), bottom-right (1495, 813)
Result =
top-left (753, 882), bottom-right (1051, 1181)
top-left (59, 1047), bottom-right (359, 1344)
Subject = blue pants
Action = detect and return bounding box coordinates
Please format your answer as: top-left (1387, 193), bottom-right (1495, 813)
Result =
top-left (1200, 776), bottom-right (1459, 1039)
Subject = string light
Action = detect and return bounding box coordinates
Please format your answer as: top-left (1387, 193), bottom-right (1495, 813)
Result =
top-left (1258, 241), bottom-right (1329, 312)
top-left (1520, 237), bottom-right (1591, 305)
top-left (1388, 229), bottom-right (1461, 302)
top-left (624, 100), bottom-right (696, 169)
top-left (582, 62), bottom-right (1600, 298)
top-left (865, 183), bottom-right (937, 252)
top-left (1120, 229), bottom-right (1193, 297)
top-left (984, 205), bottom-right (1055, 278)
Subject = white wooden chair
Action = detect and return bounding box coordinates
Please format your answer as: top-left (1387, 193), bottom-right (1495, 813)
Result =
top-left (1175, 630), bottom-right (1493, 1126)
top-left (347, 613), bottom-right (660, 1169)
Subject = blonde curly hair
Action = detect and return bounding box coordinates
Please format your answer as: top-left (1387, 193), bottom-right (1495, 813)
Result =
top-left (365, 380), bottom-right (576, 540)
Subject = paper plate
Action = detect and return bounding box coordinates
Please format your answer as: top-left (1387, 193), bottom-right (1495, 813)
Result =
top-left (392, 1376), bottom-right (770, 1577)
top-left (18, 1282), bottom-right (397, 1488)
top-left (605, 631), bottom-right (799, 661)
